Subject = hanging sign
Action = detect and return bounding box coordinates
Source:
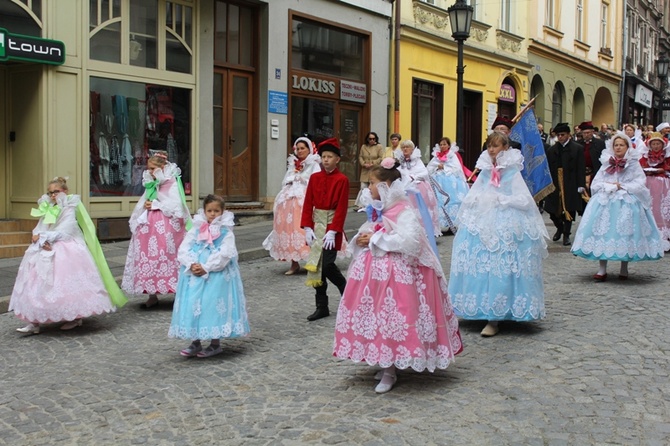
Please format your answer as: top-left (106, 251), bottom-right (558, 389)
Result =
top-left (634, 84), bottom-right (652, 108)
top-left (0, 28), bottom-right (66, 65)
top-left (340, 80), bottom-right (367, 103)
top-left (499, 84), bottom-right (516, 103)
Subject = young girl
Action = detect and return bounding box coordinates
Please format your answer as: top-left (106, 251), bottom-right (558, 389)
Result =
top-left (10, 177), bottom-right (126, 333)
top-left (122, 153), bottom-right (191, 308)
top-left (394, 141), bottom-right (441, 258)
top-left (572, 132), bottom-right (665, 280)
top-left (638, 132), bottom-right (670, 250)
top-left (263, 136), bottom-right (321, 275)
top-left (426, 137), bottom-right (469, 231)
top-left (448, 132), bottom-right (548, 337)
top-left (169, 194), bottom-right (250, 358)
top-left (333, 160), bottom-right (462, 394)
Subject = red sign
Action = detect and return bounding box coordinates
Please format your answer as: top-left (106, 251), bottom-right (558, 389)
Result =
top-left (499, 84), bottom-right (516, 103)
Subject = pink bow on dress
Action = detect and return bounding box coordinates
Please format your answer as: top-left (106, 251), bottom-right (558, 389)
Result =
top-left (605, 157), bottom-right (626, 174)
top-left (490, 166), bottom-right (501, 187)
top-left (198, 222), bottom-right (215, 245)
top-left (436, 151), bottom-right (448, 162)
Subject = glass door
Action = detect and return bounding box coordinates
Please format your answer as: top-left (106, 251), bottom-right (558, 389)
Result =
top-left (339, 106), bottom-right (361, 193)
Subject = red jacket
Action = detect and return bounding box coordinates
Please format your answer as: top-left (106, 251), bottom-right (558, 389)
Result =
top-left (300, 168), bottom-right (349, 250)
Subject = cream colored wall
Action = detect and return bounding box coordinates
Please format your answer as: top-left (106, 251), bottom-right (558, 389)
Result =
top-left (0, 68), bottom-right (5, 218)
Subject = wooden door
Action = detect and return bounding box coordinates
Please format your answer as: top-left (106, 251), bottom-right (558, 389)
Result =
top-left (213, 69), bottom-right (254, 201)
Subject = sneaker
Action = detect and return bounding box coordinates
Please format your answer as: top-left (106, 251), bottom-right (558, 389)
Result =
top-left (196, 344), bottom-right (223, 358)
top-left (180, 343), bottom-right (202, 357)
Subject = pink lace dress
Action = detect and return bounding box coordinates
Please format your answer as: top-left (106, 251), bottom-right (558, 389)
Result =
top-left (262, 153), bottom-right (321, 261)
top-left (122, 163), bottom-right (190, 295)
top-left (10, 194), bottom-right (116, 323)
top-left (333, 182), bottom-right (462, 372)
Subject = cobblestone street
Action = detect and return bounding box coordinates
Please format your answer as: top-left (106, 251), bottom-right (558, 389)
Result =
top-left (1, 218), bottom-right (670, 445)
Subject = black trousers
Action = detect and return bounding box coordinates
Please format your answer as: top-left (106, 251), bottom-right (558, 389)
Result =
top-left (549, 212), bottom-right (573, 236)
top-left (314, 248), bottom-right (347, 303)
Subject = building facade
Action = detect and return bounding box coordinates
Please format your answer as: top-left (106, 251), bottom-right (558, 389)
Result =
top-left (0, 0), bottom-right (391, 228)
top-left (528, 0), bottom-right (623, 134)
top-left (394, 0), bottom-right (532, 170)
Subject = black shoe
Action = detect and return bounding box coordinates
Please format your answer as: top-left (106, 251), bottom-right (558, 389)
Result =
top-left (563, 235), bottom-right (571, 246)
top-left (552, 230), bottom-right (562, 242)
top-left (307, 307), bottom-right (330, 321)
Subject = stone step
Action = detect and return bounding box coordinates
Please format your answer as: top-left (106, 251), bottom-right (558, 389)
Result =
top-left (0, 219), bottom-right (36, 232)
top-left (233, 210), bottom-right (274, 226)
top-left (0, 244), bottom-right (29, 259)
top-left (0, 232), bottom-right (33, 246)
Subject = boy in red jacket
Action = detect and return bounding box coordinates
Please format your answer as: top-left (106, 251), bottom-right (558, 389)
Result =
top-left (301, 138), bottom-right (349, 321)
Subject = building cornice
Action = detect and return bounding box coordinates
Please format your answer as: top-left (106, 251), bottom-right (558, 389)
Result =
top-left (528, 39), bottom-right (622, 84)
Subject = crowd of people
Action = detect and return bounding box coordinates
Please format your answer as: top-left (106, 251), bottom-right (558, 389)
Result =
top-left (7, 116), bottom-right (670, 394)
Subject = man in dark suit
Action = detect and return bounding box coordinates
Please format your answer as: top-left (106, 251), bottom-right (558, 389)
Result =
top-left (482, 116), bottom-right (522, 151)
top-left (544, 123), bottom-right (586, 246)
top-left (578, 121), bottom-right (606, 209)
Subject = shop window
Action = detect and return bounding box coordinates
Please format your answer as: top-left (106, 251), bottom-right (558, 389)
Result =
top-left (291, 96), bottom-right (335, 142)
top-left (89, 77), bottom-right (191, 197)
top-left (412, 79), bottom-right (443, 163)
top-left (89, 0), bottom-right (193, 73)
top-left (0, 0), bottom-right (42, 36)
top-left (291, 17), bottom-right (365, 81)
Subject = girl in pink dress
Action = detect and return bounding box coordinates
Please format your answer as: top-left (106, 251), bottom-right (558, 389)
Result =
top-left (122, 153), bottom-right (192, 308)
top-left (10, 177), bottom-right (121, 333)
top-left (262, 137), bottom-right (321, 274)
top-left (333, 160), bottom-right (462, 394)
top-left (638, 132), bottom-right (670, 250)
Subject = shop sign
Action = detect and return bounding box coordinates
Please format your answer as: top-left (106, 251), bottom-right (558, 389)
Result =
top-left (0, 28), bottom-right (65, 65)
top-left (634, 84), bottom-right (652, 108)
top-left (340, 80), bottom-right (366, 103)
top-left (291, 75), bottom-right (336, 95)
top-left (499, 84), bottom-right (516, 102)
top-left (661, 99), bottom-right (670, 110)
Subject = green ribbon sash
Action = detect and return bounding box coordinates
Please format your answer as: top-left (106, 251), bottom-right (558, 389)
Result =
top-left (144, 179), bottom-right (160, 201)
top-left (30, 202), bottom-right (62, 225)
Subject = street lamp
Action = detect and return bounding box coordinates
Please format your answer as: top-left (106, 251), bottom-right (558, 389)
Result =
top-left (447, 0), bottom-right (473, 150)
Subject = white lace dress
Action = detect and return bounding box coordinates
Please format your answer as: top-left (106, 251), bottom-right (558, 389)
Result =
top-left (448, 149), bottom-right (548, 321)
top-left (572, 147), bottom-right (665, 261)
top-left (10, 194), bottom-right (116, 323)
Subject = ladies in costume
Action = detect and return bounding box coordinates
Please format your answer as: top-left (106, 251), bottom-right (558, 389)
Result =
top-left (333, 160), bottom-right (462, 394)
top-left (169, 195), bottom-right (249, 358)
top-left (395, 140), bottom-right (442, 245)
top-left (122, 153), bottom-right (192, 308)
top-left (263, 137), bottom-right (321, 275)
top-left (448, 132), bottom-right (548, 337)
top-left (10, 177), bottom-right (126, 333)
top-left (572, 132), bottom-right (664, 280)
top-left (638, 132), bottom-right (670, 250)
top-left (426, 137), bottom-right (469, 231)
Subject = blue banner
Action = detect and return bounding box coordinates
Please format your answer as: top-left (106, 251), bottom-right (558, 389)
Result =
top-left (509, 108), bottom-right (555, 201)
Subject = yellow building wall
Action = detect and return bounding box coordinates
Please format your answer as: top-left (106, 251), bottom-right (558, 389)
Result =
top-left (396, 37), bottom-right (530, 149)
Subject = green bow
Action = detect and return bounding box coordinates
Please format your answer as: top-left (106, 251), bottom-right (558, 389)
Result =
top-left (145, 179), bottom-right (160, 201)
top-left (31, 201), bottom-right (62, 225)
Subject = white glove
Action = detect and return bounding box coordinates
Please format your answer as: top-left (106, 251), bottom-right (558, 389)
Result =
top-left (577, 187), bottom-right (585, 194)
top-left (322, 230), bottom-right (337, 250)
top-left (304, 227), bottom-right (316, 246)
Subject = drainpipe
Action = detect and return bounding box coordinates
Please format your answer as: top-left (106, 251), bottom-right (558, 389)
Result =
top-left (393, 0), bottom-right (401, 133)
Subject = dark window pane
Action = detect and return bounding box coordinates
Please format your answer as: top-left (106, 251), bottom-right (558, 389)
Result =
top-left (214, 3), bottom-right (227, 61)
top-left (228, 4), bottom-right (240, 64)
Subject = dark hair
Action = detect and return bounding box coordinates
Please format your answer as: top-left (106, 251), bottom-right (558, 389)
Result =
top-left (366, 132), bottom-right (379, 144)
top-left (438, 137), bottom-right (452, 146)
top-left (203, 194), bottom-right (226, 210)
top-left (485, 131), bottom-right (510, 148)
top-left (390, 133), bottom-right (402, 140)
top-left (370, 161), bottom-right (401, 183)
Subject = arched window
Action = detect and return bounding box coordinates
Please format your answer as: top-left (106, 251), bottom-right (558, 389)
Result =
top-left (552, 82), bottom-right (565, 126)
top-left (0, 0), bottom-right (42, 37)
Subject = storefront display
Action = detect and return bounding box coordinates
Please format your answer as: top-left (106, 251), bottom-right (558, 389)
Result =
top-left (89, 77), bottom-right (191, 197)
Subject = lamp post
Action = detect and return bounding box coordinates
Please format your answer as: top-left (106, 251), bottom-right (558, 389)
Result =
top-left (658, 55), bottom-right (669, 122)
top-left (447, 0), bottom-right (473, 149)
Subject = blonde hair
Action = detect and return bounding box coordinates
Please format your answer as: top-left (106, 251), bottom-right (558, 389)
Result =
top-left (148, 151), bottom-right (168, 167)
top-left (48, 176), bottom-right (69, 192)
top-left (485, 131), bottom-right (510, 148)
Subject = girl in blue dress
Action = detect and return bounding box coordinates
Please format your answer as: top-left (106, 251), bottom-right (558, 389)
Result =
top-left (571, 132), bottom-right (664, 281)
top-left (169, 194), bottom-right (250, 357)
top-left (448, 132), bottom-right (548, 337)
top-left (427, 137), bottom-right (470, 231)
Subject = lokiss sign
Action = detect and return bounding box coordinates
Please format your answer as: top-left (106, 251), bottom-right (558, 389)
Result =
top-left (0, 28), bottom-right (65, 65)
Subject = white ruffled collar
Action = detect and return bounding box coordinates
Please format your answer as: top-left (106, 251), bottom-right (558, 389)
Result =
top-left (142, 162), bottom-right (181, 185)
top-left (431, 143), bottom-right (459, 159)
top-left (37, 193), bottom-right (80, 208)
top-left (475, 148), bottom-right (523, 171)
top-left (193, 209), bottom-right (235, 229)
top-left (394, 147), bottom-right (422, 163)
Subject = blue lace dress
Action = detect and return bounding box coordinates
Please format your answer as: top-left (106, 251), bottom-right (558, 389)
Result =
top-left (427, 145), bottom-right (470, 229)
top-left (571, 147), bottom-right (664, 262)
top-left (448, 149), bottom-right (548, 322)
top-left (168, 211), bottom-right (250, 341)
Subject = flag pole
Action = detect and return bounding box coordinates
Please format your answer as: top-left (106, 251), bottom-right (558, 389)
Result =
top-left (512, 95), bottom-right (539, 123)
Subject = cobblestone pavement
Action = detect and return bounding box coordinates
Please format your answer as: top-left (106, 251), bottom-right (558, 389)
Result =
top-left (1, 215), bottom-right (670, 445)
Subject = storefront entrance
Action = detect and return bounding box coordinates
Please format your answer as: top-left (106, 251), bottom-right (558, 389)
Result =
top-left (213, 68), bottom-right (254, 201)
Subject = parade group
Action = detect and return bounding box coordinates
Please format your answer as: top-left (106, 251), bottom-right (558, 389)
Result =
top-left (8, 116), bottom-right (670, 394)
